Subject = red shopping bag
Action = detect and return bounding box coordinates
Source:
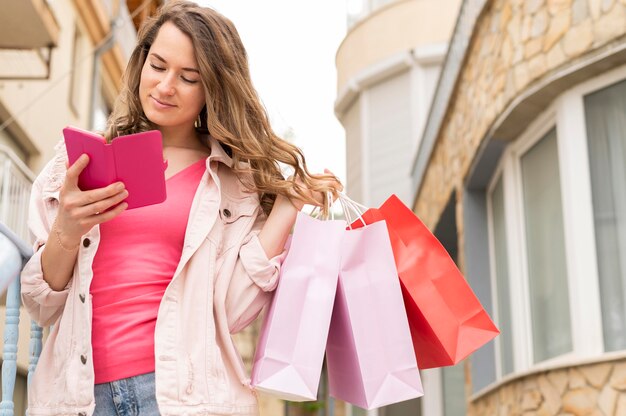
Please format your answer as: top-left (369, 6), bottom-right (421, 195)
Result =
top-left (351, 194), bottom-right (499, 369)
top-left (326, 218), bottom-right (423, 409)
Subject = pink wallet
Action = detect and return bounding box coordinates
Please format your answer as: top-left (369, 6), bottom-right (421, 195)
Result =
top-left (63, 126), bottom-right (167, 209)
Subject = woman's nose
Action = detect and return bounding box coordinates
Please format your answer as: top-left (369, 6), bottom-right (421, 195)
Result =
top-left (156, 74), bottom-right (176, 95)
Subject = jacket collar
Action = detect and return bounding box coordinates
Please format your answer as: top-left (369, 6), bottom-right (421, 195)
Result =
top-left (207, 135), bottom-right (234, 168)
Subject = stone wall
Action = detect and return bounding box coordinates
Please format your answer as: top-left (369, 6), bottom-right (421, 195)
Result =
top-left (414, 0), bottom-right (626, 414)
top-left (469, 358), bottom-right (626, 415)
top-left (415, 0), bottom-right (626, 229)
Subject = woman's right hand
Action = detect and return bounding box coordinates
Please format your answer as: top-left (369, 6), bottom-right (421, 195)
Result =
top-left (54, 154), bottom-right (129, 247)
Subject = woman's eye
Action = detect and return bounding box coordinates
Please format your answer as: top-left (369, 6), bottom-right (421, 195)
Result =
top-left (181, 77), bottom-right (199, 84)
top-left (150, 63), bottom-right (165, 71)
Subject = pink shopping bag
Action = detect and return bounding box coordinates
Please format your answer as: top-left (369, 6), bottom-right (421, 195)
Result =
top-left (251, 212), bottom-right (346, 401)
top-left (326, 215), bottom-right (423, 409)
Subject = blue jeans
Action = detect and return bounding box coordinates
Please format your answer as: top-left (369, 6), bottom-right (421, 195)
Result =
top-left (94, 372), bottom-right (160, 415)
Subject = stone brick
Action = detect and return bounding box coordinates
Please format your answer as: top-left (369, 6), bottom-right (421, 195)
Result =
top-left (573, 0), bottom-right (590, 23)
top-left (501, 36), bottom-right (514, 66)
top-left (589, 0), bottom-right (603, 19)
top-left (522, 15), bottom-right (534, 41)
top-left (504, 71), bottom-right (516, 101)
top-left (548, 0), bottom-right (573, 14)
top-left (562, 387), bottom-right (600, 414)
top-left (569, 367), bottom-right (588, 389)
top-left (593, 2), bottom-right (626, 45)
top-left (500, 2), bottom-right (513, 31)
top-left (528, 54), bottom-right (547, 80)
top-left (525, 0), bottom-right (546, 15)
top-left (543, 10), bottom-right (571, 51)
top-left (493, 71), bottom-right (507, 95)
top-left (562, 19), bottom-right (593, 57)
top-left (580, 363), bottom-right (612, 388)
top-left (603, 0), bottom-right (616, 12)
top-left (548, 369), bottom-right (570, 395)
top-left (513, 45), bottom-right (524, 64)
top-left (532, 9), bottom-right (550, 37)
top-left (533, 404), bottom-right (555, 416)
top-left (598, 385), bottom-right (618, 415)
top-left (522, 389), bottom-right (544, 411)
top-left (610, 362), bottom-right (626, 390)
top-left (546, 42), bottom-right (567, 69)
top-left (498, 404), bottom-right (512, 416)
top-left (616, 393), bottom-right (626, 416)
top-left (525, 37), bottom-right (543, 58)
top-left (538, 374), bottom-right (562, 414)
top-left (514, 62), bottom-right (530, 90)
top-left (508, 13), bottom-right (523, 45)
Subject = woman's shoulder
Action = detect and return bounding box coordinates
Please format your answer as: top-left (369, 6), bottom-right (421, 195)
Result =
top-left (34, 139), bottom-right (68, 193)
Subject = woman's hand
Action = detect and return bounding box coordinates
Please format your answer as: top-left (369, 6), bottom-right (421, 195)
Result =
top-left (290, 168), bottom-right (344, 211)
top-left (259, 168), bottom-right (343, 259)
top-left (54, 154), bottom-right (129, 247)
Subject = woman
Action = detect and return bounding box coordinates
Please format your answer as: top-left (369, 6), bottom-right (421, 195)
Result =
top-left (21, 1), bottom-right (342, 415)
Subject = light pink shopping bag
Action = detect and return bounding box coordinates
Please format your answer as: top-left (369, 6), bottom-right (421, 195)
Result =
top-left (251, 212), bottom-right (346, 401)
top-left (326, 219), bottom-right (423, 409)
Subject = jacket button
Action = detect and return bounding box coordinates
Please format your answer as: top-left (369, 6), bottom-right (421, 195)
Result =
top-left (82, 238), bottom-right (91, 248)
top-left (79, 294), bottom-right (85, 303)
top-left (80, 355), bottom-right (87, 364)
top-left (223, 209), bottom-right (231, 218)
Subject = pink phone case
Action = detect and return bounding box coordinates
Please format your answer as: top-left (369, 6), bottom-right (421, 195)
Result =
top-left (63, 126), bottom-right (167, 209)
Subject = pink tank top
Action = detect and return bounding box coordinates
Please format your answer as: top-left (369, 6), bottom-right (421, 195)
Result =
top-left (90, 159), bottom-right (206, 384)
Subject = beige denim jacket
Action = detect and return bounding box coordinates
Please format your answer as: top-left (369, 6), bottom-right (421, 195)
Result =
top-left (21, 137), bottom-right (286, 415)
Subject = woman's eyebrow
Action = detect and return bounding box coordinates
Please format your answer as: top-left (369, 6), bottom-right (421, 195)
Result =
top-left (150, 52), bottom-right (200, 73)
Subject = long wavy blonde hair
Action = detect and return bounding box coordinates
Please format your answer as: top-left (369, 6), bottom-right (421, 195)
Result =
top-left (104, 0), bottom-right (338, 215)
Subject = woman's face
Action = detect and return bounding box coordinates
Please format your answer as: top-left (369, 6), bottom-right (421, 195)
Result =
top-left (139, 22), bottom-right (205, 134)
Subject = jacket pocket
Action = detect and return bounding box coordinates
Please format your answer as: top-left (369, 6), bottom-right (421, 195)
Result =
top-left (218, 196), bottom-right (258, 252)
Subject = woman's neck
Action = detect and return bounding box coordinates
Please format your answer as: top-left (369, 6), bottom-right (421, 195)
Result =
top-left (159, 126), bottom-right (205, 150)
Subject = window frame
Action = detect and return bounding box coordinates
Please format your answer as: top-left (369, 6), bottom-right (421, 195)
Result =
top-left (484, 63), bottom-right (626, 387)
top-left (68, 24), bottom-right (85, 117)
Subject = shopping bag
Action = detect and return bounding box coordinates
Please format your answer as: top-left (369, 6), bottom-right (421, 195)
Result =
top-left (351, 194), bottom-right (499, 369)
top-left (251, 211), bottom-right (346, 401)
top-left (326, 196), bottom-right (423, 409)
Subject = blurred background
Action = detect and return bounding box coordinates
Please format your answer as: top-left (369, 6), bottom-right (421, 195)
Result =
top-left (1, 0), bottom-right (626, 415)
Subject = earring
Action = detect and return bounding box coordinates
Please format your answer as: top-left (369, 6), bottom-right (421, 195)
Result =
top-left (194, 115), bottom-right (202, 129)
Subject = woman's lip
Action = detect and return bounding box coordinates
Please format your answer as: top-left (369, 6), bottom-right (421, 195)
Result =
top-left (150, 96), bottom-right (176, 108)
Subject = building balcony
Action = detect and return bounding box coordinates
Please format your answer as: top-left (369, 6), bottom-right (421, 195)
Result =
top-left (0, 0), bottom-right (60, 50)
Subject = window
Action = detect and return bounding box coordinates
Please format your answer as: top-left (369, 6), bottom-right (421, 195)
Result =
top-left (478, 67), bottom-right (626, 392)
top-left (442, 364), bottom-right (466, 416)
top-left (584, 79), bottom-right (626, 352)
top-left (519, 128), bottom-right (572, 363)
top-left (351, 406), bottom-right (367, 416)
top-left (489, 176), bottom-right (514, 376)
top-left (68, 25), bottom-right (84, 115)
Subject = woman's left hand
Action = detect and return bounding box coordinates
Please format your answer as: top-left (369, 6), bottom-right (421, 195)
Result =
top-left (291, 168), bottom-right (343, 210)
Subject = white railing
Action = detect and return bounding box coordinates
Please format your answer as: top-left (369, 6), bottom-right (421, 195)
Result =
top-left (0, 145), bottom-right (39, 416)
top-left (0, 145), bottom-right (35, 241)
